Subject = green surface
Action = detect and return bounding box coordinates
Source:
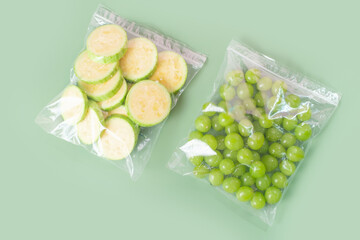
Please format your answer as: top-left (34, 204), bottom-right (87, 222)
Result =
top-left (1, 0), bottom-right (359, 239)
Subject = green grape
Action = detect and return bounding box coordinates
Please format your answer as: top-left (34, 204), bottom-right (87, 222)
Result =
top-left (257, 77), bottom-right (272, 91)
top-left (247, 132), bottom-right (265, 150)
top-left (237, 82), bottom-right (254, 100)
top-left (294, 123), bottom-right (312, 141)
top-left (265, 186), bottom-right (282, 204)
top-left (265, 127), bottom-right (283, 142)
top-left (254, 92), bottom-right (265, 107)
top-left (209, 169), bottom-right (224, 186)
top-left (253, 121), bottom-right (265, 134)
top-left (252, 151), bottom-right (261, 161)
top-left (245, 68), bottom-right (261, 84)
top-left (189, 156), bottom-right (203, 166)
top-left (216, 135), bottom-right (226, 150)
top-left (252, 108), bottom-right (265, 120)
top-left (243, 98), bottom-right (256, 110)
top-left (273, 117), bottom-right (283, 125)
top-left (271, 80), bottom-right (287, 96)
top-left (211, 115), bottom-right (224, 132)
top-left (241, 172), bottom-right (255, 186)
top-left (237, 148), bottom-right (254, 165)
top-left (222, 177), bottom-right (241, 193)
top-left (195, 115), bottom-right (211, 133)
top-left (282, 117), bottom-right (298, 131)
top-left (225, 122), bottom-right (239, 134)
top-left (287, 146), bottom-right (304, 162)
top-left (236, 186), bottom-right (254, 202)
top-left (218, 112), bottom-right (234, 127)
top-left (259, 114), bottom-right (273, 128)
top-left (218, 100), bottom-right (228, 112)
top-left (188, 130), bottom-right (203, 140)
top-left (257, 139), bottom-right (269, 155)
top-left (255, 174), bottom-right (271, 191)
top-left (261, 154), bottom-right (278, 172)
top-left (223, 148), bottom-right (238, 161)
top-left (245, 114), bottom-right (254, 122)
top-left (233, 164), bottom-right (247, 177)
top-left (202, 102), bottom-right (216, 116)
top-left (232, 104), bottom-right (246, 120)
top-left (269, 142), bottom-right (286, 159)
top-left (201, 134), bottom-right (217, 150)
top-left (250, 161), bottom-right (266, 178)
top-left (272, 172), bottom-right (288, 189)
top-left (225, 133), bottom-right (244, 150)
top-left (193, 165), bottom-right (209, 178)
top-left (279, 160), bottom-right (296, 176)
top-left (219, 158), bottom-right (235, 175)
top-left (297, 107), bottom-right (312, 122)
top-left (285, 94), bottom-right (301, 108)
top-left (238, 119), bottom-right (253, 137)
top-left (226, 70), bottom-right (244, 86)
top-left (204, 150), bottom-right (223, 167)
top-left (280, 133), bottom-right (296, 148)
top-left (220, 84), bottom-right (236, 101)
top-left (250, 192), bottom-right (266, 209)
top-left (267, 96), bottom-right (279, 110)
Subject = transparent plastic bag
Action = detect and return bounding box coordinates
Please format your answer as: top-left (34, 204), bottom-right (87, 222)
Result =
top-left (35, 4), bottom-right (206, 180)
top-left (168, 40), bottom-right (341, 226)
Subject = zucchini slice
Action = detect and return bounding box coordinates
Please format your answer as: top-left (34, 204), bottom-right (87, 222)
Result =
top-left (98, 79), bottom-right (127, 111)
top-left (119, 37), bottom-right (158, 82)
top-left (150, 51), bottom-right (188, 93)
top-left (74, 51), bottom-right (119, 84)
top-left (100, 115), bottom-right (139, 160)
top-left (78, 70), bottom-right (123, 101)
top-left (60, 85), bottom-right (88, 125)
top-left (108, 105), bottom-right (128, 116)
top-left (87, 24), bottom-right (127, 64)
top-left (126, 80), bottom-right (171, 127)
top-left (77, 101), bottom-right (105, 144)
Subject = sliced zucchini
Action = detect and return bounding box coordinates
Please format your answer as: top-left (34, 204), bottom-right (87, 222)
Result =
top-left (150, 51), bottom-right (188, 93)
top-left (87, 24), bottom-right (128, 64)
top-left (74, 51), bottom-right (119, 84)
top-left (100, 115), bottom-right (139, 160)
top-left (119, 37), bottom-right (158, 82)
top-left (126, 80), bottom-right (171, 127)
top-left (77, 101), bottom-right (105, 144)
top-left (98, 79), bottom-right (127, 111)
top-left (108, 105), bottom-right (128, 116)
top-left (60, 85), bottom-right (88, 125)
top-left (78, 70), bottom-right (123, 101)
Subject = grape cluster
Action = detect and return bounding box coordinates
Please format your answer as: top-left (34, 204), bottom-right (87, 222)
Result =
top-left (188, 69), bottom-right (312, 209)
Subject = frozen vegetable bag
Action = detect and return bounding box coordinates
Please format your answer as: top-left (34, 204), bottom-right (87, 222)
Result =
top-left (35, 4), bottom-right (206, 180)
top-left (168, 40), bottom-right (340, 225)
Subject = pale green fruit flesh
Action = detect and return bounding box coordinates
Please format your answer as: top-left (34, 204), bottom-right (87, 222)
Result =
top-left (87, 24), bottom-right (128, 64)
top-left (150, 51), bottom-right (187, 93)
top-left (119, 37), bottom-right (158, 82)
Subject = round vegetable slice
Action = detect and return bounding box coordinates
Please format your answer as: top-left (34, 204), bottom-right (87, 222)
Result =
top-left (60, 85), bottom-right (88, 125)
top-left (78, 70), bottom-right (123, 101)
top-left (98, 79), bottom-right (127, 111)
top-left (150, 51), bottom-right (187, 93)
top-left (126, 80), bottom-right (171, 127)
top-left (74, 51), bottom-right (119, 84)
top-left (119, 37), bottom-right (158, 82)
top-left (108, 105), bottom-right (128, 116)
top-left (86, 24), bottom-right (128, 64)
top-left (77, 101), bottom-right (105, 144)
top-left (100, 115), bottom-right (139, 160)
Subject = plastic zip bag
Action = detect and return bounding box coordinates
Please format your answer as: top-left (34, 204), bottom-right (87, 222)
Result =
top-left (168, 39), bottom-right (340, 226)
top-left (36, 4), bottom-right (206, 180)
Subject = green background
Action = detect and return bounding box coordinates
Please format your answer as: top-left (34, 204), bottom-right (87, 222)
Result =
top-left (1, 0), bottom-right (359, 239)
